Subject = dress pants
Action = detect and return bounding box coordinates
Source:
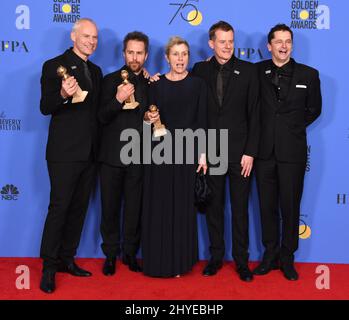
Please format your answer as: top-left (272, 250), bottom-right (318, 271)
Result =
top-left (255, 156), bottom-right (306, 264)
top-left (99, 163), bottom-right (143, 259)
top-left (40, 161), bottom-right (96, 271)
top-left (206, 163), bottom-right (251, 266)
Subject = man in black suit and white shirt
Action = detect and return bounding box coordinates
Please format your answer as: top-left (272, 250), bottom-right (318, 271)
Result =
top-left (98, 32), bottom-right (150, 276)
top-left (39, 18), bottom-right (102, 293)
top-left (253, 24), bottom-right (322, 280)
top-left (192, 21), bottom-right (260, 282)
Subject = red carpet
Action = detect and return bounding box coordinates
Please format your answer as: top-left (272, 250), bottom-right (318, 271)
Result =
top-left (0, 258), bottom-right (348, 300)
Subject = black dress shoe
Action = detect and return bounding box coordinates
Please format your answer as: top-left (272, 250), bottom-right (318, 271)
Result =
top-left (281, 264), bottom-right (299, 281)
top-left (202, 260), bottom-right (223, 276)
top-left (253, 260), bottom-right (279, 275)
top-left (40, 271), bottom-right (56, 294)
top-left (103, 258), bottom-right (116, 276)
top-left (122, 255), bottom-right (142, 272)
top-left (237, 265), bottom-right (253, 282)
top-left (58, 262), bottom-right (92, 277)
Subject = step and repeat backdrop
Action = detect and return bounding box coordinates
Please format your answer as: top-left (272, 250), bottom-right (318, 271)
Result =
top-left (0, 0), bottom-right (348, 263)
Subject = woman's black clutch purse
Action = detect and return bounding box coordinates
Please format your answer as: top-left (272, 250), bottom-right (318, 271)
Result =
top-left (195, 171), bottom-right (211, 213)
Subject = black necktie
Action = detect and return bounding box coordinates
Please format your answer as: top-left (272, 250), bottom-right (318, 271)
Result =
top-left (217, 66), bottom-right (224, 106)
top-left (82, 62), bottom-right (93, 90)
top-left (271, 68), bottom-right (282, 101)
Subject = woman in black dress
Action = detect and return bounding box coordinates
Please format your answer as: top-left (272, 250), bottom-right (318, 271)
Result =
top-left (142, 36), bottom-right (207, 277)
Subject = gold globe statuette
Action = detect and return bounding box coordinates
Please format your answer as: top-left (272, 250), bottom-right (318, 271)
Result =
top-left (121, 69), bottom-right (139, 110)
top-left (149, 104), bottom-right (167, 137)
top-left (56, 65), bottom-right (88, 103)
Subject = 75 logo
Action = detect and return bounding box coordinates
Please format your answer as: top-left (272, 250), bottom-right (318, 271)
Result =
top-left (169, 0), bottom-right (199, 24)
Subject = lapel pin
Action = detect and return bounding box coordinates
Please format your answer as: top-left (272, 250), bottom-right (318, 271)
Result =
top-left (71, 65), bottom-right (77, 69)
top-left (234, 70), bottom-right (240, 75)
top-left (265, 70), bottom-right (271, 74)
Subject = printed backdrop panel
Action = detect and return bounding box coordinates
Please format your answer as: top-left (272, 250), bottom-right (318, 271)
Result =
top-left (0, 0), bottom-right (347, 262)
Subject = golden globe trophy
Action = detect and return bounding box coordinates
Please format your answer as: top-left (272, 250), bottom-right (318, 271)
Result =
top-left (121, 69), bottom-right (139, 110)
top-left (56, 65), bottom-right (88, 103)
top-left (149, 105), bottom-right (167, 137)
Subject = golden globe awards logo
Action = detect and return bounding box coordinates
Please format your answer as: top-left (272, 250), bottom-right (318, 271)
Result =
top-left (169, 0), bottom-right (203, 26)
top-left (290, 1), bottom-right (330, 30)
top-left (52, 0), bottom-right (81, 23)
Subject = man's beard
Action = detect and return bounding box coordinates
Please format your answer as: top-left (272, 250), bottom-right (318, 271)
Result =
top-left (128, 62), bottom-right (142, 74)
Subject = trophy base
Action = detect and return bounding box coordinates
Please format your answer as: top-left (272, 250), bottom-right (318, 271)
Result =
top-left (72, 90), bottom-right (88, 103)
top-left (153, 126), bottom-right (167, 138)
top-left (123, 102), bottom-right (139, 110)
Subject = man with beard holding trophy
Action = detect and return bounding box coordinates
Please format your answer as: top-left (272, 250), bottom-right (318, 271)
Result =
top-left (98, 31), bottom-right (151, 275)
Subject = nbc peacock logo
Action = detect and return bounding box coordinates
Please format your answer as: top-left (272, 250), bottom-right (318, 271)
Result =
top-left (1, 184), bottom-right (20, 201)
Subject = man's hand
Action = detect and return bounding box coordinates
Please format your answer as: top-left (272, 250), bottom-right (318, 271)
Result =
top-left (142, 68), bottom-right (150, 79)
top-left (61, 76), bottom-right (78, 99)
top-left (142, 68), bottom-right (161, 83)
top-left (144, 110), bottom-right (160, 124)
top-left (143, 68), bottom-right (161, 83)
top-left (240, 155), bottom-right (254, 178)
top-left (149, 72), bottom-right (161, 83)
top-left (116, 83), bottom-right (134, 104)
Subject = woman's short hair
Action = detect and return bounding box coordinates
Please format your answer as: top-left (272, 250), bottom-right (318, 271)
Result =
top-left (165, 36), bottom-right (190, 57)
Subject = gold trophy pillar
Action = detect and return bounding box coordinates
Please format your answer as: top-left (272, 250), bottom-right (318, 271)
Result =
top-left (57, 65), bottom-right (88, 103)
top-left (149, 105), bottom-right (167, 137)
top-left (121, 70), bottom-right (139, 110)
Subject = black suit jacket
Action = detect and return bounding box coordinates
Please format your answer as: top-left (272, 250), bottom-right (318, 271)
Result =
top-left (40, 48), bottom-right (103, 162)
top-left (256, 58), bottom-right (322, 163)
top-left (98, 66), bottom-right (149, 167)
top-left (192, 56), bottom-right (260, 163)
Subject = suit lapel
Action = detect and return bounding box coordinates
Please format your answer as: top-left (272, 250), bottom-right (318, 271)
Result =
top-left (263, 61), bottom-right (279, 107)
top-left (208, 61), bottom-right (220, 108)
top-left (62, 50), bottom-right (93, 93)
top-left (284, 62), bottom-right (299, 106)
top-left (62, 52), bottom-right (80, 79)
top-left (222, 60), bottom-right (238, 106)
top-left (89, 63), bottom-right (99, 93)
